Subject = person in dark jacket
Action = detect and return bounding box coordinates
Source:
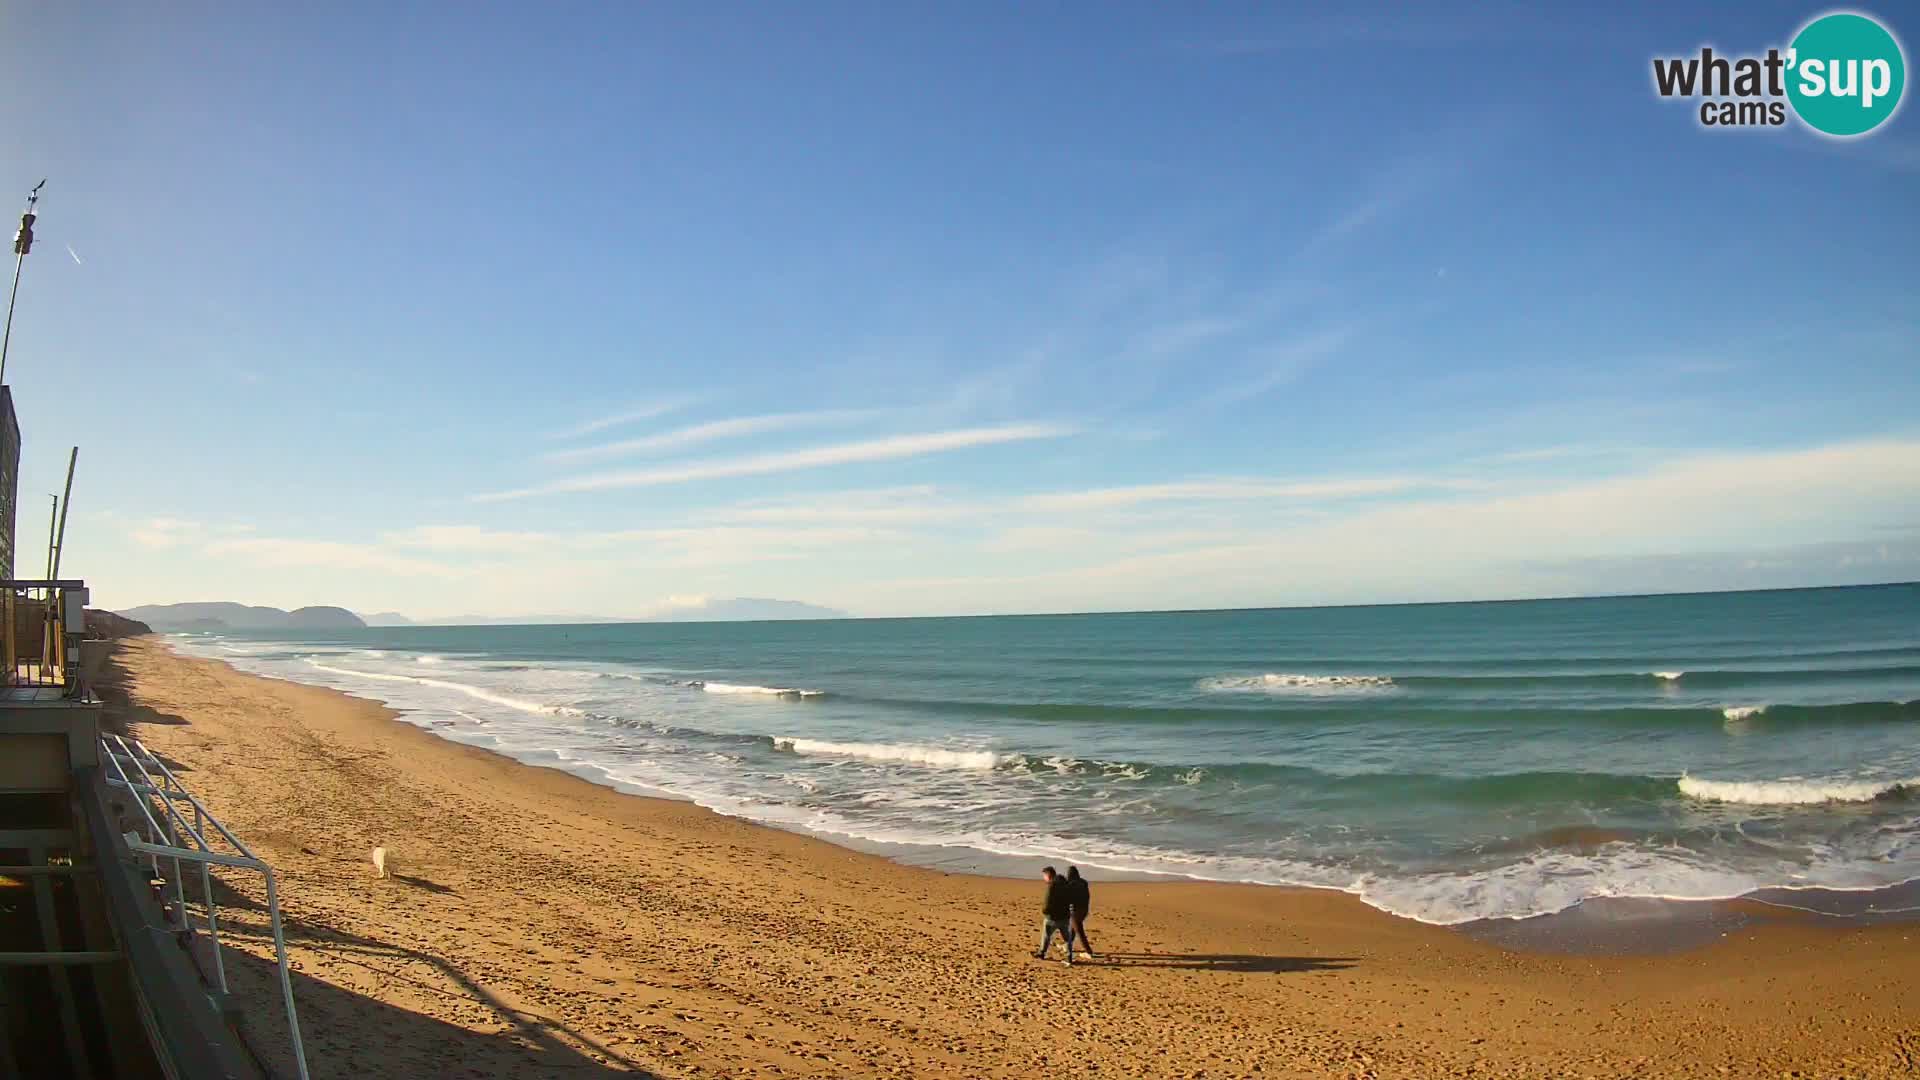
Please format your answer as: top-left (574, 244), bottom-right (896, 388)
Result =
top-left (1065, 866), bottom-right (1095, 957)
top-left (1033, 866), bottom-right (1077, 964)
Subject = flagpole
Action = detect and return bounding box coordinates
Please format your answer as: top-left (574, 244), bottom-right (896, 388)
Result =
top-left (43, 495), bottom-right (56, 580)
top-left (1, 180), bottom-right (46, 387)
top-left (50, 448), bottom-right (76, 580)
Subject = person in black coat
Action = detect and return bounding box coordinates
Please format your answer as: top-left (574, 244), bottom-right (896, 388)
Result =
top-left (1065, 866), bottom-right (1095, 958)
top-left (1033, 866), bottom-right (1077, 964)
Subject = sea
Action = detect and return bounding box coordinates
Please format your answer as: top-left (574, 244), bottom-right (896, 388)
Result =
top-left (170, 583), bottom-right (1920, 926)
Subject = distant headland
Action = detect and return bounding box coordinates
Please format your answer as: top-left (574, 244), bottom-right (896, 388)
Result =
top-left (117, 596), bottom-right (847, 630)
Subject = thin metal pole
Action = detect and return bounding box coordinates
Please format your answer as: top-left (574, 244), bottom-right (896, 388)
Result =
top-left (50, 448), bottom-right (75, 579)
top-left (42, 498), bottom-right (56, 683)
top-left (0, 249), bottom-right (24, 386)
top-left (1, 180), bottom-right (45, 387)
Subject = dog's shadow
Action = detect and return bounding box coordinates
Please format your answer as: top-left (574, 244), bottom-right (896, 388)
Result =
top-left (387, 873), bottom-right (457, 895)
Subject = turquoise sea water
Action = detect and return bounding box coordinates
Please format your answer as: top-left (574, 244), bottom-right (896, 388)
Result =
top-left (174, 584), bottom-right (1920, 924)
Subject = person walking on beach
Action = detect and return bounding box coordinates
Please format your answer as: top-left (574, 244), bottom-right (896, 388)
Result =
top-left (1033, 866), bottom-right (1077, 965)
top-left (1065, 866), bottom-right (1095, 958)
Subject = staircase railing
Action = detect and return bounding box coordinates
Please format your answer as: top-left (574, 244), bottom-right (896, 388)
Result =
top-left (100, 732), bottom-right (310, 1080)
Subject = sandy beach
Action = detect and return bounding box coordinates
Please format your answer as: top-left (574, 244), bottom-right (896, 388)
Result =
top-left (102, 638), bottom-right (1920, 1079)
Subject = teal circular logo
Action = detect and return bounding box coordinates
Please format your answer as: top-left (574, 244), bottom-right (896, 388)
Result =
top-left (1787, 12), bottom-right (1906, 136)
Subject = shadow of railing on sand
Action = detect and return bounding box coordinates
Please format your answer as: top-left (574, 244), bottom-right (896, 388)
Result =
top-left (211, 909), bottom-right (663, 1078)
top-left (1093, 952), bottom-right (1357, 974)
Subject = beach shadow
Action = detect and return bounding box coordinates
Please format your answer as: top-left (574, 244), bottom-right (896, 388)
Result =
top-left (210, 868), bottom-right (455, 911)
top-left (1093, 952), bottom-right (1357, 974)
top-left (208, 905), bottom-right (658, 1078)
top-left (219, 946), bottom-right (658, 1079)
top-left (391, 874), bottom-right (456, 895)
top-left (93, 650), bottom-right (192, 733)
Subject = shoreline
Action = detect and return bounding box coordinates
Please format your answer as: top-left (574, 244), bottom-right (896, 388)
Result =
top-left (171, 633), bottom-right (1920, 945)
top-left (107, 636), bottom-right (1920, 1078)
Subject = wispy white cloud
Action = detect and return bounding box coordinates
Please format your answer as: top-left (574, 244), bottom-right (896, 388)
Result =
top-left (1198, 327), bottom-right (1353, 408)
top-left (1470, 444), bottom-right (1643, 466)
top-left (706, 486), bottom-right (967, 525)
top-left (204, 537), bottom-right (469, 579)
top-left (106, 438), bottom-right (1920, 619)
top-left (838, 438), bottom-right (1920, 614)
top-left (1137, 315), bottom-right (1249, 357)
top-left (1015, 474), bottom-right (1446, 512)
top-left (551, 397), bottom-right (695, 440)
top-left (476, 423), bottom-right (1076, 502)
top-left (1300, 152), bottom-right (1470, 255)
top-left (129, 517), bottom-right (204, 549)
top-left (382, 525), bottom-right (551, 554)
top-left (385, 522), bottom-right (895, 559)
top-left (542, 409), bottom-right (874, 465)
top-left (697, 472), bottom-right (1458, 526)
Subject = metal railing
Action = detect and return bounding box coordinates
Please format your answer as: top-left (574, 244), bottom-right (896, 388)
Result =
top-left (100, 733), bottom-right (310, 1080)
top-left (3, 578), bottom-right (87, 691)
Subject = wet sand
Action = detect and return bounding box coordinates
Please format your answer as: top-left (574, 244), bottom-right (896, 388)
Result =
top-left (106, 638), bottom-right (1920, 1078)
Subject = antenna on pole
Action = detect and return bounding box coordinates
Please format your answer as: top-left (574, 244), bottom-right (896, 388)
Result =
top-left (1, 179), bottom-right (47, 387)
top-left (50, 447), bottom-right (76, 580)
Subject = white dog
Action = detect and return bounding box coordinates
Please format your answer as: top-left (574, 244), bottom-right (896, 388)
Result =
top-left (372, 846), bottom-right (391, 879)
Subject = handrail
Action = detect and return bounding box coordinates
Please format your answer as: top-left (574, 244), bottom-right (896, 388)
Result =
top-left (100, 733), bottom-right (311, 1080)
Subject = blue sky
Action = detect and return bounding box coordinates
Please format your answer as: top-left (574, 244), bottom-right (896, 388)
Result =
top-left (3, 3), bottom-right (1916, 618)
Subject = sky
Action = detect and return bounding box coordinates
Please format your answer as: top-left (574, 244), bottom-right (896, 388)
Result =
top-left (1, 2), bottom-right (1916, 620)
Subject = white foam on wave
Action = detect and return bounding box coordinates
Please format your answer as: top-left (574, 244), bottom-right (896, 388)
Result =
top-left (697, 681), bottom-right (825, 698)
top-left (1652, 671), bottom-right (1685, 681)
top-left (773, 737), bottom-right (1005, 770)
top-left (1721, 704), bottom-right (1768, 721)
top-left (303, 661), bottom-right (585, 718)
top-left (1678, 773), bottom-right (1916, 805)
top-left (1357, 847), bottom-right (1774, 925)
top-left (416, 654), bottom-right (443, 665)
top-left (1197, 673), bottom-right (1396, 695)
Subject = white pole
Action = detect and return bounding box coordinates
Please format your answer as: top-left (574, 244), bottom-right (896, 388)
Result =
top-left (50, 447), bottom-right (75, 579)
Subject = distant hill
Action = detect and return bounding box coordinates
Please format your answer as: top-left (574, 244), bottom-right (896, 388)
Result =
top-left (286, 606), bottom-right (364, 629)
top-left (411, 614), bottom-right (633, 626)
top-left (119, 602), bottom-right (367, 632)
top-left (120, 597), bottom-right (845, 630)
top-left (405, 598), bottom-right (848, 626)
top-left (84, 609), bottom-right (152, 639)
top-left (650, 597), bottom-right (846, 622)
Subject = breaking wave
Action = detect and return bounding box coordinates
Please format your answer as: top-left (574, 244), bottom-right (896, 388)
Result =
top-left (302, 660), bottom-right (587, 718)
top-left (696, 681), bottom-right (826, 699)
top-left (1678, 774), bottom-right (1917, 805)
top-left (1198, 673), bottom-right (1396, 694)
top-left (773, 737), bottom-right (1005, 770)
